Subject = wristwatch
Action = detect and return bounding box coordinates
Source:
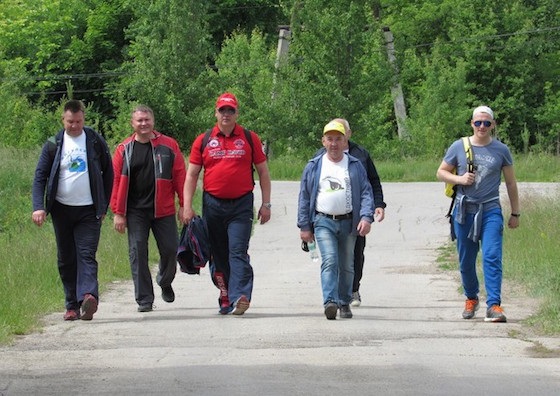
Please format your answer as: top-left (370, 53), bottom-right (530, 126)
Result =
top-left (511, 213), bottom-right (521, 217)
top-left (262, 202), bottom-right (272, 209)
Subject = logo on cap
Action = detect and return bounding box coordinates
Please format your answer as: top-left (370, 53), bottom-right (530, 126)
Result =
top-left (216, 93), bottom-right (238, 110)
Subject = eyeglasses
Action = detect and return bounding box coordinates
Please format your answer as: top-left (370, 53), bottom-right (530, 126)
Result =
top-left (218, 107), bottom-right (236, 116)
top-left (474, 120), bottom-right (492, 127)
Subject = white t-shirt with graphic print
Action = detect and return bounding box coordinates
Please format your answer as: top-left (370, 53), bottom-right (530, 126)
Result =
top-left (315, 154), bottom-right (353, 216)
top-left (55, 131), bottom-right (93, 206)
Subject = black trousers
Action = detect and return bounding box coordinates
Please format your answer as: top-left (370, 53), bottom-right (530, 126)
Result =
top-left (352, 235), bottom-right (366, 293)
top-left (51, 201), bottom-right (101, 310)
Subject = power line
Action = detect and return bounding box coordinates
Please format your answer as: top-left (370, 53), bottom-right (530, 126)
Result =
top-left (407, 26), bottom-right (560, 51)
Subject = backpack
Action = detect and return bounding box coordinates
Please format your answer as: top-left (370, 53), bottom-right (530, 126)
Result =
top-left (445, 137), bottom-right (473, 240)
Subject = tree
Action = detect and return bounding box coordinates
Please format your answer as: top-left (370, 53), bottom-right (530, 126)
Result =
top-left (109, 0), bottom-right (214, 148)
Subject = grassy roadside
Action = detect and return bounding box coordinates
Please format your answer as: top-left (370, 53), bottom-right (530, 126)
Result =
top-left (436, 192), bottom-right (560, 335)
top-left (1, 147), bottom-right (559, 344)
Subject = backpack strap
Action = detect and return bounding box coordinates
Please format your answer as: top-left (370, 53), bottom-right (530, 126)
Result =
top-left (463, 137), bottom-right (473, 173)
top-left (446, 137), bottom-right (474, 219)
top-left (200, 128), bottom-right (255, 164)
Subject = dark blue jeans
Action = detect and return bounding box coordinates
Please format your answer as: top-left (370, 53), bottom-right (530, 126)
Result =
top-left (51, 201), bottom-right (101, 310)
top-left (126, 209), bottom-right (178, 306)
top-left (203, 192), bottom-right (254, 308)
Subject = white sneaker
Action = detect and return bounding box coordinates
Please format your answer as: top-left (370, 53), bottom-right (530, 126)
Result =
top-left (350, 291), bottom-right (361, 307)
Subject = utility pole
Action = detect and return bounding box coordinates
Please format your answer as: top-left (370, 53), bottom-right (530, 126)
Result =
top-left (272, 25), bottom-right (291, 100)
top-left (382, 26), bottom-right (409, 140)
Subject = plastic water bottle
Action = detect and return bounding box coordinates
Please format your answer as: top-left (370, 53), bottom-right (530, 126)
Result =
top-left (308, 241), bottom-right (319, 263)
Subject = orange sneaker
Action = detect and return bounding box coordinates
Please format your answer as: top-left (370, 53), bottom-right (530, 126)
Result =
top-left (462, 298), bottom-right (479, 319)
top-left (484, 305), bottom-right (507, 322)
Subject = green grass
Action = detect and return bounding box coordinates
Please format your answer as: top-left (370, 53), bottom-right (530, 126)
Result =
top-left (504, 193), bottom-right (560, 334)
top-left (1, 146), bottom-right (559, 344)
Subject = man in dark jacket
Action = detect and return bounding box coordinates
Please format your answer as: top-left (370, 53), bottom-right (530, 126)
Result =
top-left (32, 100), bottom-right (114, 321)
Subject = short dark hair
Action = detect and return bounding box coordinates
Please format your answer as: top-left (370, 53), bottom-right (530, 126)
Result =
top-left (64, 100), bottom-right (85, 113)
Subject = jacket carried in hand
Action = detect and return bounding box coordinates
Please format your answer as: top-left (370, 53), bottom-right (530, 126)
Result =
top-left (110, 131), bottom-right (186, 218)
top-left (31, 127), bottom-right (114, 218)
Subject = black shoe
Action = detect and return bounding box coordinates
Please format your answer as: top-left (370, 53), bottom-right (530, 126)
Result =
top-left (324, 302), bottom-right (338, 320)
top-left (161, 285), bottom-right (175, 303)
top-left (138, 303), bottom-right (153, 312)
top-left (340, 305), bottom-right (353, 319)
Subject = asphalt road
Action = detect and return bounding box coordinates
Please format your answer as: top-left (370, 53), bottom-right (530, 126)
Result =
top-left (1, 182), bottom-right (559, 395)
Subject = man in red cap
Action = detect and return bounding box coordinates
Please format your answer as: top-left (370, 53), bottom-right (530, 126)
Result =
top-left (183, 92), bottom-right (272, 315)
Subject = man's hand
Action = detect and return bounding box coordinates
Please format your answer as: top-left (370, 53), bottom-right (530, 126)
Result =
top-left (113, 214), bottom-right (127, 234)
top-left (356, 220), bottom-right (371, 237)
top-left (32, 210), bottom-right (47, 227)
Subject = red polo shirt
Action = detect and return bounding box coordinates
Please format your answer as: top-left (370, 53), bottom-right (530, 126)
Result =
top-left (189, 124), bottom-right (266, 199)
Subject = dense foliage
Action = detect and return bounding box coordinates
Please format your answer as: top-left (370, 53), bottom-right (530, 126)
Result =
top-left (0, 0), bottom-right (558, 159)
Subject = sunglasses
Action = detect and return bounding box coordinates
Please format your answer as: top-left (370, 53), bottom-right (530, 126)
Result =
top-left (474, 120), bottom-right (492, 127)
top-left (218, 107), bottom-right (236, 116)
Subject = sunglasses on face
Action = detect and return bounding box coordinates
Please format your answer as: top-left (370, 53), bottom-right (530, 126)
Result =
top-left (474, 120), bottom-right (492, 127)
top-left (218, 107), bottom-right (236, 116)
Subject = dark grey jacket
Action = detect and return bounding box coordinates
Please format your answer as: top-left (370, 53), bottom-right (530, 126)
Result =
top-left (32, 127), bottom-right (113, 218)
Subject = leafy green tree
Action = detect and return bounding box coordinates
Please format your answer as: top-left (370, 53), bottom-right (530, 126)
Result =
top-left (270, 0), bottom-right (394, 157)
top-left (109, 0), bottom-right (214, 148)
top-left (207, 0), bottom-right (291, 49)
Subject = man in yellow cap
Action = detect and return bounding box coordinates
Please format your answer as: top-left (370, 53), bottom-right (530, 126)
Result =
top-left (297, 120), bottom-right (374, 320)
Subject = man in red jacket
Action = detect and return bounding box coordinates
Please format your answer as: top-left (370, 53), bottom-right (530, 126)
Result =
top-left (111, 105), bottom-right (186, 313)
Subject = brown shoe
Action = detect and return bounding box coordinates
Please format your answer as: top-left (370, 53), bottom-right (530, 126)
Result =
top-left (231, 295), bottom-right (250, 315)
top-left (80, 294), bottom-right (98, 321)
top-left (63, 309), bottom-right (80, 321)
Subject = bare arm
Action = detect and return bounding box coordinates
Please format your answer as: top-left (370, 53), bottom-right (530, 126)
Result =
top-left (436, 160), bottom-right (475, 186)
top-left (182, 163), bottom-right (202, 223)
top-left (502, 165), bottom-right (520, 229)
top-left (255, 161), bottom-right (271, 224)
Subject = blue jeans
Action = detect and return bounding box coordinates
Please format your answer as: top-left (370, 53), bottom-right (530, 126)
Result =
top-left (203, 192), bottom-right (254, 307)
top-left (314, 215), bottom-right (356, 306)
top-left (454, 207), bottom-right (504, 307)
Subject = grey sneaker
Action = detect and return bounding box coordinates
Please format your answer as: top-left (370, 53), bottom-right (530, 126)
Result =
top-left (462, 298), bottom-right (479, 319)
top-left (350, 291), bottom-right (361, 307)
top-left (324, 302), bottom-right (338, 320)
top-left (484, 305), bottom-right (507, 323)
top-left (340, 305), bottom-right (353, 319)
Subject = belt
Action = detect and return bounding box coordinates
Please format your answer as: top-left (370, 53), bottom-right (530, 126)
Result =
top-left (316, 211), bottom-right (352, 220)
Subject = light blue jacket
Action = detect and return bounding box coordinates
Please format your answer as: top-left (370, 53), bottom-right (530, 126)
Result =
top-left (297, 153), bottom-right (374, 235)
